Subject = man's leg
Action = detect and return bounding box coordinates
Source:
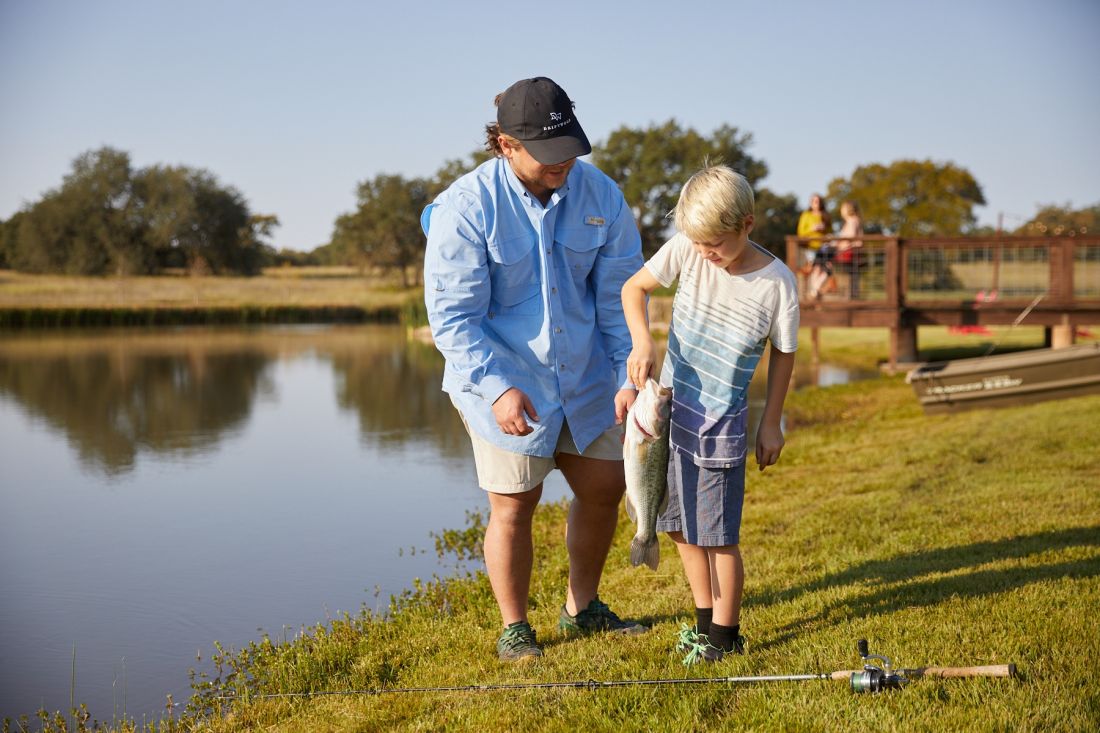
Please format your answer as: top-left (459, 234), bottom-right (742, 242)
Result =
top-left (484, 484), bottom-right (543, 625)
top-left (555, 453), bottom-right (623, 615)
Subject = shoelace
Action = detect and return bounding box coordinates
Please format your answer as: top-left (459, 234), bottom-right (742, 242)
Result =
top-left (581, 599), bottom-right (620, 625)
top-left (501, 625), bottom-right (537, 650)
top-left (677, 623), bottom-right (710, 666)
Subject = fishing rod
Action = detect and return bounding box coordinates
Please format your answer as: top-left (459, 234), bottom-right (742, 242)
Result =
top-left (214, 639), bottom-right (1016, 701)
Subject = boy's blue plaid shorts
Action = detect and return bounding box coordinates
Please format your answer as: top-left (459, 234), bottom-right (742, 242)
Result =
top-left (655, 448), bottom-right (746, 546)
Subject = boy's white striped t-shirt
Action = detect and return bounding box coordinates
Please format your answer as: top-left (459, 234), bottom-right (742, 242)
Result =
top-left (645, 234), bottom-right (799, 468)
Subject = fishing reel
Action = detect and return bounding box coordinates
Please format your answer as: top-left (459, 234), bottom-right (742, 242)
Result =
top-left (850, 639), bottom-right (909, 694)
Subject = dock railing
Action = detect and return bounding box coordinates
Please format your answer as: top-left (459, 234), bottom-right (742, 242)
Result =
top-left (785, 234), bottom-right (1100, 368)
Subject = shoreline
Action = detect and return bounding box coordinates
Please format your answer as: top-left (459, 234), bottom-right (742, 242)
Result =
top-left (0, 304), bottom-right (403, 328)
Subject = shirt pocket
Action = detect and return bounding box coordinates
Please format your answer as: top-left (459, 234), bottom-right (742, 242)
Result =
top-left (486, 232), bottom-right (541, 316)
top-left (555, 225), bottom-right (607, 286)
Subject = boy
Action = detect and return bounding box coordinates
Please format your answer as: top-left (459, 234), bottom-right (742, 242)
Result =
top-left (621, 165), bottom-right (799, 662)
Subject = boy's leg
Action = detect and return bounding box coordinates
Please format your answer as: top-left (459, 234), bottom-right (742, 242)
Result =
top-left (668, 530), bottom-right (713, 608)
top-left (556, 452), bottom-right (623, 615)
top-left (484, 485), bottom-right (544, 624)
top-left (708, 544), bottom-right (745, 627)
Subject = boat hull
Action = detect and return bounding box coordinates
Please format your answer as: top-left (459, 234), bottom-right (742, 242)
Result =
top-left (907, 343), bottom-right (1100, 415)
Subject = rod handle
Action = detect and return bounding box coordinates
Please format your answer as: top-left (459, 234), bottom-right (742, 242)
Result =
top-left (830, 664), bottom-right (1016, 681)
top-left (905, 664), bottom-right (1017, 679)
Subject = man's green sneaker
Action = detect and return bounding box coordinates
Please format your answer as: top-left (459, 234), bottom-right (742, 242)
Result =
top-left (559, 597), bottom-right (648, 636)
top-left (497, 621), bottom-right (543, 662)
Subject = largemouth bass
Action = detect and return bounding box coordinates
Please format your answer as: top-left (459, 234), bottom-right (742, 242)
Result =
top-left (623, 378), bottom-right (672, 570)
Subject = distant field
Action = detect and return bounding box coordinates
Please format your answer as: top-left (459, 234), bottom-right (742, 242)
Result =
top-left (0, 268), bottom-right (414, 308)
top-left (0, 269), bottom-right (421, 326)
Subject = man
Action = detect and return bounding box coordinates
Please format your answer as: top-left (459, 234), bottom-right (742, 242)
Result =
top-left (422, 77), bottom-right (647, 661)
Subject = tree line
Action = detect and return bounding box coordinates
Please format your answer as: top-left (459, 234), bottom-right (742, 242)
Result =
top-left (0, 148), bottom-right (289, 276)
top-left (2, 128), bottom-right (1094, 279)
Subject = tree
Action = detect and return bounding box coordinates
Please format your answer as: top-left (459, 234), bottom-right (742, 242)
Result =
top-left (750, 188), bottom-right (801, 258)
top-left (1015, 202), bottom-right (1099, 237)
top-left (591, 120), bottom-right (768, 256)
top-left (825, 159), bottom-right (985, 237)
top-left (432, 149), bottom-right (494, 196)
top-left (6, 147), bottom-right (272, 275)
top-left (330, 174), bottom-right (432, 287)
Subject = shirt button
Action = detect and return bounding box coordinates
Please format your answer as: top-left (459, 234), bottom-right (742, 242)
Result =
top-left (559, 364), bottom-right (566, 370)
top-left (551, 287), bottom-right (557, 294)
top-left (554, 327), bottom-right (562, 334)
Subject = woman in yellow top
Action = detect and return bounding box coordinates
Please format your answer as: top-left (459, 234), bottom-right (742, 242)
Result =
top-left (797, 193), bottom-right (833, 294)
top-left (797, 193), bottom-right (832, 258)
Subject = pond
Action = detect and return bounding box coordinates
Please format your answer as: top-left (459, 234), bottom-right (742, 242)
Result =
top-left (0, 324), bottom-right (873, 722)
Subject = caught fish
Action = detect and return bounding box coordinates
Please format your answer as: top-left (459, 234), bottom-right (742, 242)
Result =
top-left (623, 378), bottom-right (672, 570)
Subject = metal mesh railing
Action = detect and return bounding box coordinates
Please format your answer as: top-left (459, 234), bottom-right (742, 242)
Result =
top-left (1075, 244), bottom-right (1100, 298)
top-left (905, 242), bottom-right (1049, 301)
top-left (792, 238), bottom-right (888, 302)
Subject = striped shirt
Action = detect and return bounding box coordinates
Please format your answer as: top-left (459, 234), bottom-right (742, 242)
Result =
top-left (645, 233), bottom-right (799, 468)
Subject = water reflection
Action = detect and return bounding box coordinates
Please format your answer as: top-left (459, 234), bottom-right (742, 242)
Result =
top-left (0, 327), bottom-right (471, 475)
top-left (0, 336), bottom-right (272, 474)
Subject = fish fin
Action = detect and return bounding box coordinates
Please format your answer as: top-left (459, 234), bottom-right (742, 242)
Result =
top-left (624, 493), bottom-right (637, 524)
top-left (630, 536), bottom-right (660, 571)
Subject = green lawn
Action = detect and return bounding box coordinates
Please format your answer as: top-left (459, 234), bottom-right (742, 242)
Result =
top-left (141, 376), bottom-right (1100, 733)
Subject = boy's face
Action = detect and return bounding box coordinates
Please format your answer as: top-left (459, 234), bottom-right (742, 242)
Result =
top-left (691, 217), bottom-right (755, 270)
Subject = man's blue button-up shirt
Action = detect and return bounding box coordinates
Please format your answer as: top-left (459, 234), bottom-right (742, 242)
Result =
top-left (422, 157), bottom-right (643, 456)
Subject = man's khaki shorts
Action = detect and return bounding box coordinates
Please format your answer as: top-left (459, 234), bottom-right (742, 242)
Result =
top-left (454, 406), bottom-right (624, 494)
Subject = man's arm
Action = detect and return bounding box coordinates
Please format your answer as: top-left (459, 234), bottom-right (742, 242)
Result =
top-left (423, 203), bottom-right (513, 405)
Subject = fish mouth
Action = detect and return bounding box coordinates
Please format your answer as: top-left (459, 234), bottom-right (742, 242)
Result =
top-left (632, 414), bottom-right (657, 440)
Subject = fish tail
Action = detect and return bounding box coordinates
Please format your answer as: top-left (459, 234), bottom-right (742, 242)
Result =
top-left (630, 535), bottom-right (660, 571)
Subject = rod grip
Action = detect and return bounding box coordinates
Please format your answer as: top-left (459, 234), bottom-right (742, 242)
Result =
top-left (905, 664), bottom-right (1017, 679)
top-left (830, 664), bottom-right (1016, 681)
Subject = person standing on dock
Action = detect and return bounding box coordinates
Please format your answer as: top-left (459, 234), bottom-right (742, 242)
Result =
top-left (798, 193), bottom-right (834, 297)
top-left (421, 77), bottom-right (648, 662)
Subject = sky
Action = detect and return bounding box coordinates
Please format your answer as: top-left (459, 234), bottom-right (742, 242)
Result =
top-left (1, 0), bottom-right (1098, 251)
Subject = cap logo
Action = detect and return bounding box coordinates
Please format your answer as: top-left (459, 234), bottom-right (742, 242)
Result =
top-left (542, 116), bottom-right (572, 132)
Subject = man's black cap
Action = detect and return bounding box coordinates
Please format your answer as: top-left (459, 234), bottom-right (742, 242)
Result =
top-left (497, 77), bottom-right (592, 165)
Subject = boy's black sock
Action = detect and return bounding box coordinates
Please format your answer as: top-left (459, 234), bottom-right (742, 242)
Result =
top-left (694, 607), bottom-right (713, 636)
top-left (708, 622), bottom-right (742, 653)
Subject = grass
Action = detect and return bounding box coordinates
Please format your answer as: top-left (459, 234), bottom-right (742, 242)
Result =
top-left (0, 268), bottom-right (419, 326)
top-left (52, 373), bottom-right (1096, 732)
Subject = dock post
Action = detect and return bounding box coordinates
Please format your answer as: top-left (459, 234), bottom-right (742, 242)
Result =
top-left (1050, 315), bottom-right (1076, 349)
top-left (890, 325), bottom-right (918, 370)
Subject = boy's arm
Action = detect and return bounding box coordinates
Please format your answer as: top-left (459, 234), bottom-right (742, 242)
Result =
top-left (756, 346), bottom-right (796, 471)
top-left (621, 267), bottom-right (661, 391)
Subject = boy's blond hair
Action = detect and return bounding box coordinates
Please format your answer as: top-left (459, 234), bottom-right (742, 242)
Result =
top-left (673, 165), bottom-right (755, 241)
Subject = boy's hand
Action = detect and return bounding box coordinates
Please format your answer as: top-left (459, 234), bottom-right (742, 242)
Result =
top-left (614, 388), bottom-right (637, 425)
top-left (755, 421), bottom-right (785, 471)
top-left (626, 339), bottom-right (657, 389)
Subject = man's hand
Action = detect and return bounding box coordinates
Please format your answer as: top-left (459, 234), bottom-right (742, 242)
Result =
top-left (492, 388), bottom-right (539, 436)
top-left (755, 421), bottom-right (785, 471)
top-left (614, 388), bottom-right (637, 425)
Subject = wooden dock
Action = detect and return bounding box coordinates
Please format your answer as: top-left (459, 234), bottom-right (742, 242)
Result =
top-left (786, 235), bottom-right (1100, 368)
